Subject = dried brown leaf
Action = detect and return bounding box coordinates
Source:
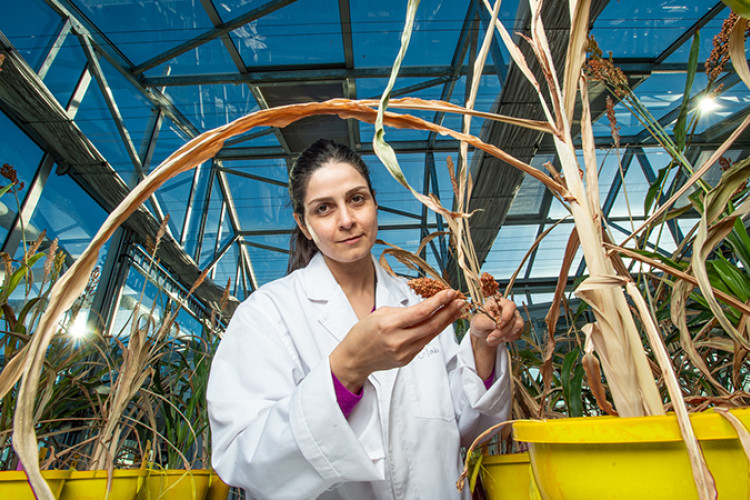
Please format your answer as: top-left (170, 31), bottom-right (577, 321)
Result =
top-left (729, 17), bottom-right (750, 92)
top-left (715, 408), bottom-right (750, 477)
top-left (581, 324), bottom-right (617, 416)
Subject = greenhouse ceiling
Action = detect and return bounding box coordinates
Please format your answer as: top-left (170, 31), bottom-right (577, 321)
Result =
top-left (1, 0), bottom-right (749, 313)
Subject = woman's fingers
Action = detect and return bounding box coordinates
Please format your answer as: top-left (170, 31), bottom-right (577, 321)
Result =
top-left (478, 296), bottom-right (523, 343)
top-left (406, 298), bottom-right (464, 338)
top-left (394, 289), bottom-right (461, 329)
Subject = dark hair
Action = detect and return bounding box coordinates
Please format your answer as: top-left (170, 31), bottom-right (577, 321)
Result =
top-left (287, 139), bottom-right (374, 273)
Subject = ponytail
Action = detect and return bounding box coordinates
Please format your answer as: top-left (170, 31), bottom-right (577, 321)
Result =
top-left (287, 226), bottom-right (318, 274)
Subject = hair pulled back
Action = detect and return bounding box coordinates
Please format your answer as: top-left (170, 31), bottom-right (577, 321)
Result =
top-left (287, 139), bottom-right (374, 273)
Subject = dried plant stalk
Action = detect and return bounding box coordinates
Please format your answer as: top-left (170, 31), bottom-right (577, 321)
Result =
top-left (5, 97), bottom-right (570, 499)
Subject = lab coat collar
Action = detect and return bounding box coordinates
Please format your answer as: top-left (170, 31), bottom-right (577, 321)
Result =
top-left (301, 252), bottom-right (410, 343)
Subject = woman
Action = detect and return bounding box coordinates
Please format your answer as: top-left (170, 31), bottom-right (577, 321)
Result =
top-left (207, 139), bottom-right (523, 499)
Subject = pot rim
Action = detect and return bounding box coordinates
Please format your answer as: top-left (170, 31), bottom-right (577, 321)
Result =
top-left (512, 407), bottom-right (750, 444)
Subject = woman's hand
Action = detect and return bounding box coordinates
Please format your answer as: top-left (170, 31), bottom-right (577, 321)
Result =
top-left (330, 289), bottom-right (464, 392)
top-left (469, 296), bottom-right (524, 380)
top-left (470, 295), bottom-right (524, 346)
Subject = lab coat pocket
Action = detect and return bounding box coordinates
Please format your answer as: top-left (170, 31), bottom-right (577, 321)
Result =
top-left (407, 345), bottom-right (454, 421)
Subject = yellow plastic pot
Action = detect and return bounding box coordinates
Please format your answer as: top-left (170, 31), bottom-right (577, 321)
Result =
top-left (138, 469), bottom-right (228, 500)
top-left (480, 451), bottom-right (541, 500)
top-left (0, 469), bottom-right (71, 499)
top-left (513, 408), bottom-right (750, 500)
top-left (0, 468), bottom-right (227, 500)
top-left (58, 469), bottom-right (147, 500)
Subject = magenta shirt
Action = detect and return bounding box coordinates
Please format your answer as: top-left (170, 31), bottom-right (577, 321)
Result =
top-left (331, 369), bottom-right (495, 418)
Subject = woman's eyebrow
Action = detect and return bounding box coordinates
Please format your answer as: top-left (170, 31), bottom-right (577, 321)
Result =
top-left (306, 185), bottom-right (369, 206)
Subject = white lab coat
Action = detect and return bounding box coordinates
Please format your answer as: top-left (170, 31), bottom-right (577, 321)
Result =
top-left (207, 252), bottom-right (511, 500)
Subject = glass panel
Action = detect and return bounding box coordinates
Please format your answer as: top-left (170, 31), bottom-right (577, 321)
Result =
top-left (75, 78), bottom-right (133, 180)
top-left (154, 171), bottom-right (193, 239)
top-left (592, 94), bottom-right (644, 138)
top-left (198, 176), bottom-right (224, 267)
top-left (351, 0), bottom-right (511, 69)
top-left (0, 111), bottom-right (45, 247)
top-left (164, 83), bottom-right (260, 132)
top-left (692, 83), bottom-right (750, 134)
top-left (110, 265), bottom-right (167, 338)
top-left (375, 228), bottom-right (423, 276)
top-left (213, 241), bottom-right (239, 290)
top-left (672, 148), bottom-right (742, 208)
top-left (221, 158), bottom-right (289, 184)
top-left (20, 171), bottom-right (109, 267)
top-left (527, 223), bottom-right (583, 279)
top-left (0, 0), bottom-right (61, 69)
top-left (633, 73), bottom-right (690, 124)
top-left (144, 37), bottom-right (237, 78)
top-left (214, 0), bottom-right (273, 18)
top-left (41, 35), bottom-right (87, 109)
top-left (96, 59), bottom-right (161, 176)
top-left (591, 0), bottom-right (719, 58)
top-left (224, 127), bottom-right (282, 147)
top-left (507, 175), bottom-right (546, 218)
top-left (676, 217), bottom-right (700, 236)
top-left (483, 224), bottom-right (540, 280)
top-left (182, 164), bottom-right (211, 258)
top-left (246, 238), bottom-right (289, 286)
top-left (219, 207), bottom-right (234, 248)
top-left (74, 0), bottom-right (213, 66)
top-left (151, 119), bottom-right (192, 170)
top-left (366, 153), bottom-right (424, 218)
top-left (231, 0), bottom-right (342, 67)
top-left (595, 149), bottom-right (623, 205)
top-left (639, 147), bottom-right (680, 207)
top-left (227, 174), bottom-right (293, 231)
top-left (527, 292), bottom-right (556, 306)
top-left (8, 170), bottom-right (110, 315)
top-left (609, 150), bottom-right (652, 218)
top-left (664, 13), bottom-right (727, 64)
top-left (173, 306), bottom-right (204, 339)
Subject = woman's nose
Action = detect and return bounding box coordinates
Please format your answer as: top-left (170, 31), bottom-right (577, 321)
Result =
top-left (338, 205), bottom-right (354, 229)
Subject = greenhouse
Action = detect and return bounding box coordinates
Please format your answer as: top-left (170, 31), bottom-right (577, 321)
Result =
top-left (0, 0), bottom-right (748, 499)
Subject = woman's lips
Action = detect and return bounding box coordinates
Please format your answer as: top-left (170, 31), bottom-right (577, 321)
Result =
top-left (340, 234), bottom-right (363, 245)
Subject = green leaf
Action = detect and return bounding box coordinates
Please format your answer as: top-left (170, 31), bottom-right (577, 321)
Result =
top-left (709, 257), bottom-right (750, 302)
top-left (15, 297), bottom-right (42, 333)
top-left (569, 363), bottom-right (584, 418)
top-left (0, 183), bottom-right (15, 199)
top-left (629, 247), bottom-right (689, 272)
top-left (2, 253), bottom-right (45, 301)
top-left (644, 164), bottom-right (671, 215)
top-left (673, 33), bottom-right (700, 151)
top-left (727, 211), bottom-right (750, 271)
top-left (561, 347), bottom-right (580, 414)
top-left (468, 452), bottom-right (483, 493)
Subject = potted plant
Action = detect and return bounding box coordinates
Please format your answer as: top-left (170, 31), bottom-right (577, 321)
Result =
top-left (0, 163), bottom-right (227, 498)
top-left (446, 2), bottom-right (750, 499)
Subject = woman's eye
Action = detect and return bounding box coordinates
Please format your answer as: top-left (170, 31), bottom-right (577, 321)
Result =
top-left (315, 204), bottom-right (330, 214)
top-left (351, 194), bottom-right (365, 204)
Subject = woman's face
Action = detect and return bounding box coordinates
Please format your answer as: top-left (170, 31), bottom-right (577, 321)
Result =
top-left (294, 161), bottom-right (378, 267)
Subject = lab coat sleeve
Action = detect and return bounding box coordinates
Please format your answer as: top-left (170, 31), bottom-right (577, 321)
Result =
top-left (441, 329), bottom-right (512, 447)
top-left (207, 299), bottom-right (382, 500)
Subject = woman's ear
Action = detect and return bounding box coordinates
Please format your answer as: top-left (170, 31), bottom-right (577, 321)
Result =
top-left (371, 189), bottom-right (377, 207)
top-left (293, 213), bottom-right (312, 240)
